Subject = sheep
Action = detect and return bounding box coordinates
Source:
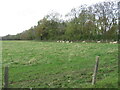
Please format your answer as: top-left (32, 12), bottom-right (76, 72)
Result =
top-left (62, 41), bottom-right (65, 43)
top-left (57, 40), bottom-right (73, 43)
top-left (66, 41), bottom-right (69, 43)
top-left (82, 41), bottom-right (85, 43)
top-left (97, 41), bottom-right (101, 43)
top-left (110, 41), bottom-right (117, 44)
top-left (110, 42), bottom-right (113, 44)
top-left (112, 41), bottom-right (117, 44)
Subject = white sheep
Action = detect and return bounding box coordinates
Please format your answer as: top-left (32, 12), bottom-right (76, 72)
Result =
top-left (112, 41), bottom-right (117, 44)
top-left (82, 41), bottom-right (85, 43)
top-left (110, 41), bottom-right (117, 44)
top-left (97, 41), bottom-right (101, 43)
top-left (62, 41), bottom-right (65, 43)
top-left (66, 41), bottom-right (69, 43)
top-left (110, 42), bottom-right (113, 44)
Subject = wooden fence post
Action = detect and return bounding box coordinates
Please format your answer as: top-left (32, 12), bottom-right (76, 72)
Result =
top-left (4, 66), bottom-right (9, 88)
top-left (92, 56), bottom-right (99, 85)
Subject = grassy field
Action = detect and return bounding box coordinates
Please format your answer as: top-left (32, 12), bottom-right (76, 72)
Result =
top-left (2, 40), bottom-right (118, 88)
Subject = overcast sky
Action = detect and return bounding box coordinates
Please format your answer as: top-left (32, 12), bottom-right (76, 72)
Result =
top-left (0, 0), bottom-right (115, 36)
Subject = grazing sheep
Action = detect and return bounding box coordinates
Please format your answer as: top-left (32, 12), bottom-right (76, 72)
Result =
top-left (66, 41), bottom-right (69, 43)
top-left (62, 41), bottom-right (65, 43)
top-left (70, 41), bottom-right (73, 43)
top-left (110, 41), bottom-right (117, 44)
top-left (97, 41), bottom-right (101, 43)
top-left (110, 42), bottom-right (113, 44)
top-left (82, 41), bottom-right (85, 43)
top-left (112, 41), bottom-right (117, 44)
top-left (57, 41), bottom-right (59, 42)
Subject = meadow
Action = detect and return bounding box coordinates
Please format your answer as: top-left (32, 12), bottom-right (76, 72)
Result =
top-left (2, 41), bottom-right (118, 88)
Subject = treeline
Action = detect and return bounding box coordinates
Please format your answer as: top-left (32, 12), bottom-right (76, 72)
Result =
top-left (2, 1), bottom-right (119, 41)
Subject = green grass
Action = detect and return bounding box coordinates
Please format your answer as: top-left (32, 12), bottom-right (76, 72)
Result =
top-left (2, 40), bottom-right (118, 88)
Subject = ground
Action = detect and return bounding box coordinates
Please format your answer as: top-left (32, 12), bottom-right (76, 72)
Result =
top-left (2, 40), bottom-right (118, 88)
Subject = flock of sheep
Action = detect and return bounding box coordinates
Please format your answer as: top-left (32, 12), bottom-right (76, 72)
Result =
top-left (96, 41), bottom-right (118, 44)
top-left (56, 40), bottom-right (118, 44)
top-left (109, 41), bottom-right (118, 44)
top-left (57, 40), bottom-right (73, 43)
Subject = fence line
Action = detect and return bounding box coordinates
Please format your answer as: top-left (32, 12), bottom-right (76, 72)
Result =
top-left (92, 56), bottom-right (99, 85)
top-left (4, 66), bottom-right (9, 88)
top-left (3, 56), bottom-right (100, 88)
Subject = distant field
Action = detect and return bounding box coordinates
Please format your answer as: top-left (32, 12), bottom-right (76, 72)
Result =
top-left (2, 41), bottom-right (118, 88)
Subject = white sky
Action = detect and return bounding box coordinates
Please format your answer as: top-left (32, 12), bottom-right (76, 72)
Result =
top-left (0, 0), bottom-right (114, 36)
